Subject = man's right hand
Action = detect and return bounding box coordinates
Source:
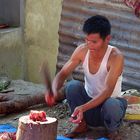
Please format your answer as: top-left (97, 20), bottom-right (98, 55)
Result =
top-left (45, 92), bottom-right (56, 107)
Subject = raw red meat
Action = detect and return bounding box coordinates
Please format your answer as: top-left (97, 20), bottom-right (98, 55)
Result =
top-left (29, 110), bottom-right (47, 122)
top-left (0, 132), bottom-right (16, 140)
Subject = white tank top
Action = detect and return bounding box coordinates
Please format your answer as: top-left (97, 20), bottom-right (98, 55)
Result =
top-left (82, 45), bottom-right (122, 98)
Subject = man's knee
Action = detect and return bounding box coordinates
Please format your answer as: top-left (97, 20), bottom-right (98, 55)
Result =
top-left (65, 80), bottom-right (83, 99)
top-left (117, 97), bottom-right (128, 110)
top-left (102, 98), bottom-right (124, 121)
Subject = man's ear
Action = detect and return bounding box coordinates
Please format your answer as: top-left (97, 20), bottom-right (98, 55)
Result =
top-left (105, 35), bottom-right (111, 43)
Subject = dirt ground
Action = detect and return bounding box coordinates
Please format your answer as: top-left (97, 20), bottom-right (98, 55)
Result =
top-left (0, 102), bottom-right (140, 140)
top-left (0, 80), bottom-right (140, 140)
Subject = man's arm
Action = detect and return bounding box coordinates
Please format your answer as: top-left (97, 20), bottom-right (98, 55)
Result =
top-left (52, 46), bottom-right (83, 101)
top-left (71, 51), bottom-right (124, 123)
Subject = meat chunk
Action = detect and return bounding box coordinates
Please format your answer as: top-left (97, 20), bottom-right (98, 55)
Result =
top-left (0, 132), bottom-right (16, 140)
top-left (29, 110), bottom-right (47, 122)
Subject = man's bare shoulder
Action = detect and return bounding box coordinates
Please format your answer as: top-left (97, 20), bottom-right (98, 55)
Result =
top-left (73, 43), bottom-right (88, 59)
top-left (107, 46), bottom-right (124, 72)
top-left (110, 46), bottom-right (124, 60)
top-left (76, 43), bottom-right (87, 52)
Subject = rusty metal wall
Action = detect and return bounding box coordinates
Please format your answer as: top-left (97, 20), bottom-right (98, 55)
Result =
top-left (57, 0), bottom-right (140, 90)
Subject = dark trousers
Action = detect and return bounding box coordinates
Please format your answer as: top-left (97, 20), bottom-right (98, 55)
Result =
top-left (65, 80), bottom-right (127, 133)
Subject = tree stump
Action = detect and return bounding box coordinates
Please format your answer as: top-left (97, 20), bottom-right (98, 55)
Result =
top-left (16, 115), bottom-right (58, 140)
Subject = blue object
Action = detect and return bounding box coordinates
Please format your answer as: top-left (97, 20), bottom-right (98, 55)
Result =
top-left (57, 135), bottom-right (72, 140)
top-left (97, 138), bottom-right (109, 140)
top-left (0, 124), bottom-right (17, 133)
top-left (56, 136), bottom-right (109, 140)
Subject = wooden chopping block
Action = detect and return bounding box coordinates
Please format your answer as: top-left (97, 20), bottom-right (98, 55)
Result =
top-left (16, 115), bottom-right (58, 140)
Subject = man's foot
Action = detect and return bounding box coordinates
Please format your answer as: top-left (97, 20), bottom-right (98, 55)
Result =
top-left (64, 119), bottom-right (88, 138)
top-left (107, 131), bottom-right (122, 140)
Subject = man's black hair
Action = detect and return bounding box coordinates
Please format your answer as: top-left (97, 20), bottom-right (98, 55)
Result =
top-left (83, 15), bottom-right (111, 40)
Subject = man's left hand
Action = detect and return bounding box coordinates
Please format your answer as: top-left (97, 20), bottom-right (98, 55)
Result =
top-left (70, 105), bottom-right (84, 124)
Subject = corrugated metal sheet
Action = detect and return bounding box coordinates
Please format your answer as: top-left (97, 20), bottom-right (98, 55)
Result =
top-left (56, 0), bottom-right (140, 90)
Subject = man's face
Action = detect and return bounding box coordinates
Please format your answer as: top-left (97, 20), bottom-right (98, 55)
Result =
top-left (85, 33), bottom-right (109, 52)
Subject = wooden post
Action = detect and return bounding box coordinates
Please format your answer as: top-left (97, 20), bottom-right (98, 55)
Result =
top-left (16, 116), bottom-right (58, 140)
